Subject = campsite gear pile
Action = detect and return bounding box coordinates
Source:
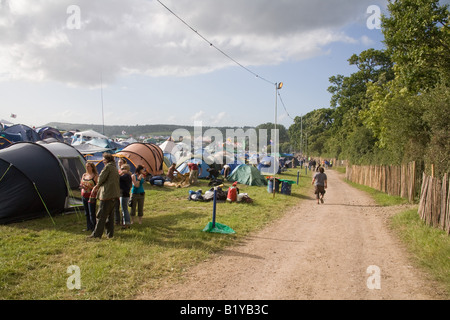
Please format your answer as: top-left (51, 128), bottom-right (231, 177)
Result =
top-left (188, 182), bottom-right (253, 204)
top-left (227, 182), bottom-right (238, 202)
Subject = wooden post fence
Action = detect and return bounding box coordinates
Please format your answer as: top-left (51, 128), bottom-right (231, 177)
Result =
top-left (418, 173), bottom-right (450, 235)
top-left (346, 161), bottom-right (449, 235)
top-left (345, 162), bottom-right (418, 203)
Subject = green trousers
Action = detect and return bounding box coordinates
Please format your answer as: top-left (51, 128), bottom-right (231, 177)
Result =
top-left (91, 199), bottom-right (117, 238)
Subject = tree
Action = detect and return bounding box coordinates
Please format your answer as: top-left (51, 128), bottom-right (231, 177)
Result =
top-left (289, 108), bottom-right (334, 156)
top-left (382, 0), bottom-right (450, 91)
top-left (325, 49), bottom-right (394, 162)
top-left (255, 122), bottom-right (289, 147)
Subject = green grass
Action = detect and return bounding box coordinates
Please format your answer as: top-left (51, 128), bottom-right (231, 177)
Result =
top-left (0, 168), bottom-right (313, 300)
top-left (332, 166), bottom-right (346, 174)
top-left (344, 179), bottom-right (450, 298)
top-left (391, 209), bottom-right (450, 297)
top-left (345, 180), bottom-right (409, 206)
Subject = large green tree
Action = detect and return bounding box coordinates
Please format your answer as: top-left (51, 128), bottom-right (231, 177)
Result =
top-left (325, 49), bottom-right (394, 162)
top-left (361, 0), bottom-right (450, 171)
top-left (382, 0), bottom-right (450, 91)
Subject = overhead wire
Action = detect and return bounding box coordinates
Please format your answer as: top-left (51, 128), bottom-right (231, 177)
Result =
top-left (156, 0), bottom-right (295, 121)
top-left (278, 91), bottom-right (296, 121)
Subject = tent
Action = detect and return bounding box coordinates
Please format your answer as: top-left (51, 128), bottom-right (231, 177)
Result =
top-left (258, 155), bottom-right (281, 175)
top-left (71, 130), bottom-right (108, 145)
top-left (158, 137), bottom-right (176, 153)
top-left (176, 157), bottom-right (211, 179)
top-left (0, 132), bottom-right (17, 149)
top-left (38, 141), bottom-right (86, 190)
top-left (227, 164), bottom-right (268, 186)
top-left (36, 127), bottom-right (64, 142)
top-left (0, 142), bottom-right (71, 224)
top-left (3, 124), bottom-right (41, 143)
top-left (114, 143), bottom-right (164, 176)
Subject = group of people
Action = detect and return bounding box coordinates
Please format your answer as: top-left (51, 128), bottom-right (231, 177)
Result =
top-left (166, 161), bottom-right (201, 185)
top-left (79, 153), bottom-right (148, 239)
top-left (166, 161), bottom-right (223, 185)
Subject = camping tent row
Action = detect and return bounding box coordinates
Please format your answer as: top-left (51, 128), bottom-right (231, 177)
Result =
top-left (0, 137), bottom-right (283, 224)
top-left (0, 124), bottom-right (65, 149)
top-left (0, 141), bottom-right (86, 224)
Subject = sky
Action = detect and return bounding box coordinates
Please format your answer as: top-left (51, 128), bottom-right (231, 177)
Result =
top-left (0, 0), bottom-right (389, 130)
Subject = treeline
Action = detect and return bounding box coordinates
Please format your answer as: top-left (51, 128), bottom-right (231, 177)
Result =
top-left (288, 0), bottom-right (449, 177)
top-left (46, 121), bottom-right (281, 144)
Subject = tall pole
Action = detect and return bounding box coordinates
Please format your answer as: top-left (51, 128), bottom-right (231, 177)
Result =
top-left (300, 115), bottom-right (303, 155)
top-left (273, 83), bottom-right (277, 198)
top-left (273, 82), bottom-right (282, 198)
top-left (101, 73), bottom-right (105, 135)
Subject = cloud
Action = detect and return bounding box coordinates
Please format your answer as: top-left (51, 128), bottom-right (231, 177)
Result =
top-left (190, 110), bottom-right (206, 122)
top-left (0, 0), bottom-right (386, 87)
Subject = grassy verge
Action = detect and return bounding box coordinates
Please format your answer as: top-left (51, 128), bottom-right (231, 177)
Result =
top-left (0, 168), bottom-right (312, 300)
top-left (345, 180), bottom-right (409, 206)
top-left (332, 166), bottom-right (346, 175)
top-left (344, 179), bottom-right (450, 298)
top-left (390, 209), bottom-right (450, 297)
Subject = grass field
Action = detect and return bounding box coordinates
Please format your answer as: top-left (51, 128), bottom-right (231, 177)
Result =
top-left (0, 168), bottom-right (312, 300)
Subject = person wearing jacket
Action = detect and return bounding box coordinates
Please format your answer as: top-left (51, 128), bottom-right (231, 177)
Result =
top-left (88, 153), bottom-right (120, 239)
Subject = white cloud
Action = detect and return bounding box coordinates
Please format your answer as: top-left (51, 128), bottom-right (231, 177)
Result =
top-left (191, 110), bottom-right (206, 122)
top-left (0, 0), bottom-right (386, 87)
top-left (360, 35), bottom-right (375, 46)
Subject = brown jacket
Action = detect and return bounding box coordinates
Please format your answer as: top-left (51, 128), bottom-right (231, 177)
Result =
top-left (96, 162), bottom-right (120, 200)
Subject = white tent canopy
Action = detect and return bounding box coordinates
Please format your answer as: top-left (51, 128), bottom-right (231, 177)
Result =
top-left (72, 130), bottom-right (108, 145)
top-left (159, 138), bottom-right (176, 153)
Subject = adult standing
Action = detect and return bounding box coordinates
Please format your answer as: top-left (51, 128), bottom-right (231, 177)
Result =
top-left (188, 162), bottom-right (199, 185)
top-left (311, 167), bottom-right (327, 204)
top-left (114, 158), bottom-right (127, 225)
top-left (89, 153), bottom-right (120, 239)
top-left (130, 165), bottom-right (147, 225)
top-left (80, 162), bottom-right (99, 232)
top-left (119, 163), bottom-right (133, 228)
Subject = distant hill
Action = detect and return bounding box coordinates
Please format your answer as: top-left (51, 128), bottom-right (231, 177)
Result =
top-left (45, 122), bottom-right (256, 139)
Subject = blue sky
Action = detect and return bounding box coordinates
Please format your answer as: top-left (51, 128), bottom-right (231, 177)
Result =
top-left (1, 0), bottom-right (387, 129)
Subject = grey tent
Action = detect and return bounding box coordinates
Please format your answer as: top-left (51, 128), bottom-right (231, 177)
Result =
top-left (0, 142), bottom-right (84, 224)
top-left (38, 141), bottom-right (86, 190)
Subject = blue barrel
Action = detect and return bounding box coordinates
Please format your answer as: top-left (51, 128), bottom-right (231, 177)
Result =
top-left (267, 178), bottom-right (280, 193)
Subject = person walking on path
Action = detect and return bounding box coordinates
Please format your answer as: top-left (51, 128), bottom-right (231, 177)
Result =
top-left (88, 153), bottom-right (120, 239)
top-left (312, 167), bottom-right (327, 204)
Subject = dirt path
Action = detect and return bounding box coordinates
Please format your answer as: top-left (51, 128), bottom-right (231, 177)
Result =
top-left (138, 170), bottom-right (445, 300)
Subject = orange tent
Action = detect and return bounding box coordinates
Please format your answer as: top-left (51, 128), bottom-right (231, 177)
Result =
top-left (115, 143), bottom-right (164, 176)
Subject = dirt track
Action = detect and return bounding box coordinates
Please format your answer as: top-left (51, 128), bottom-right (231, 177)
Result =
top-left (137, 170), bottom-right (445, 300)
